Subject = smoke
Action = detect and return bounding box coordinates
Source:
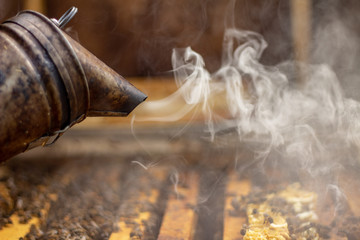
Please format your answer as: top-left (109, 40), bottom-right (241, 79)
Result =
top-left (311, 0), bottom-right (360, 101)
top-left (135, 26), bottom-right (360, 177)
top-left (326, 184), bottom-right (348, 216)
top-left (190, 28), bottom-right (360, 172)
top-left (131, 0), bottom-right (360, 205)
top-left (127, 1), bottom-right (360, 224)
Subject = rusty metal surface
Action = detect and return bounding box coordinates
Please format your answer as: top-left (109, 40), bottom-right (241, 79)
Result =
top-left (65, 34), bottom-right (147, 117)
top-left (0, 10), bottom-right (146, 162)
top-left (10, 11), bottom-right (90, 123)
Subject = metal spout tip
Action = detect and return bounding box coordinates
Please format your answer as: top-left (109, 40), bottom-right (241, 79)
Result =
top-left (87, 78), bottom-right (148, 117)
top-left (65, 34), bottom-right (147, 117)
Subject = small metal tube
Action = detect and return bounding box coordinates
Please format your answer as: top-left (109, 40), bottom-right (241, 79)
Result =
top-left (0, 10), bottom-right (147, 161)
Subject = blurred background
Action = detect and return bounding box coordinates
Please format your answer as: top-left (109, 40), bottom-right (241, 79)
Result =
top-left (0, 0), bottom-right (302, 77)
top-left (1, 0), bottom-right (360, 122)
top-left (1, 0), bottom-right (359, 95)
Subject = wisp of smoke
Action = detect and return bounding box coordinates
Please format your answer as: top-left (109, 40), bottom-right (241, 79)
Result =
top-left (130, 0), bottom-right (360, 219)
top-left (135, 27), bottom-right (360, 176)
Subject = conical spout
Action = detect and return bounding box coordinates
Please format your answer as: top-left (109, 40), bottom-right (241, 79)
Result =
top-left (65, 34), bottom-right (147, 117)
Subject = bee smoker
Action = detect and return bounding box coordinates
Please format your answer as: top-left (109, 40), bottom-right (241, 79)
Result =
top-left (0, 7), bottom-right (147, 161)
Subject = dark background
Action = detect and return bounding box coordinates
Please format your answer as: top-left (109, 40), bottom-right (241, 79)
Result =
top-left (0, 0), bottom-right (360, 100)
top-left (48, 0), bottom-right (292, 76)
top-left (0, 0), bottom-right (294, 77)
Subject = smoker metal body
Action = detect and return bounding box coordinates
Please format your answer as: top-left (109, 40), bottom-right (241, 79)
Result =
top-left (0, 10), bottom-right (147, 161)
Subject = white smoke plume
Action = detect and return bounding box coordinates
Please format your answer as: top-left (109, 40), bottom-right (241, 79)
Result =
top-left (136, 26), bottom-right (360, 176)
top-left (172, 29), bottom-right (360, 167)
top-left (130, 1), bottom-right (360, 219)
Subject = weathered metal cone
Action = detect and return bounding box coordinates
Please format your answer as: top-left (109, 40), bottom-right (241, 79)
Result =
top-left (0, 10), bottom-right (147, 161)
top-left (64, 35), bottom-right (147, 117)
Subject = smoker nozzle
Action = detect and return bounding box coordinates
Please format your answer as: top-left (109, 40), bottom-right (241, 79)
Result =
top-left (65, 35), bottom-right (147, 117)
top-left (0, 8), bottom-right (147, 161)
